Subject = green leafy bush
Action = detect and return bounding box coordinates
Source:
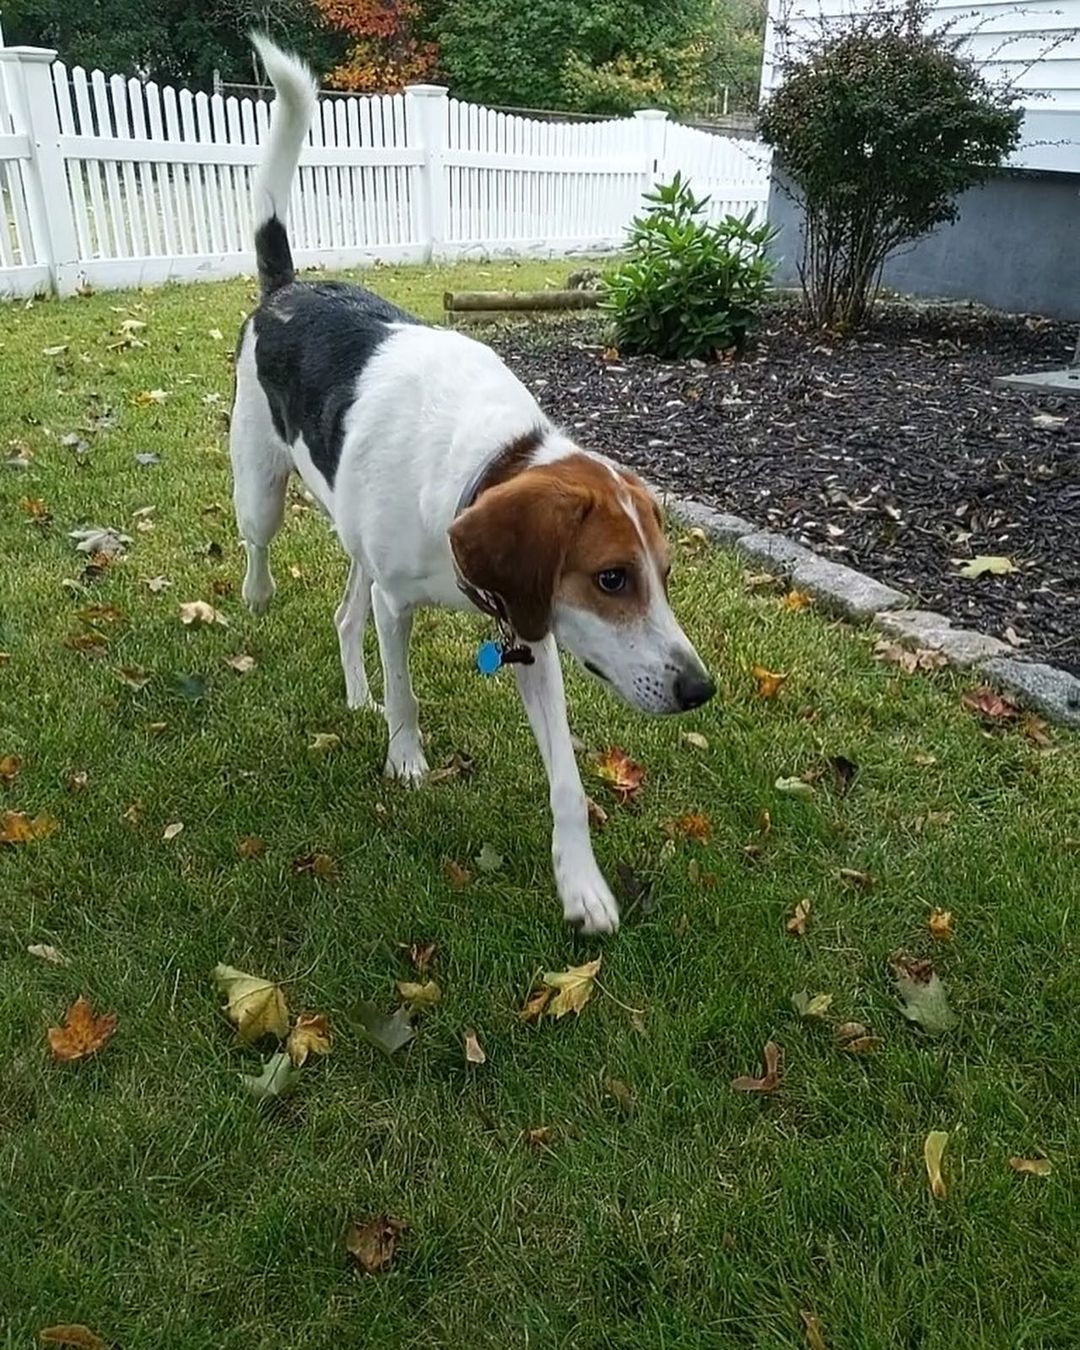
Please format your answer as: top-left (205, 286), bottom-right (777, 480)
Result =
top-left (758, 0), bottom-right (1022, 329)
top-left (600, 173), bottom-right (776, 360)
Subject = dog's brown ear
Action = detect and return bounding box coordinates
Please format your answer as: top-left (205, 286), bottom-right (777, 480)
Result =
top-left (448, 472), bottom-right (591, 642)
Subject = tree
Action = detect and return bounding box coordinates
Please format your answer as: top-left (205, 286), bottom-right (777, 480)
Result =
top-left (313, 0), bottom-right (438, 91)
top-left (759, 0), bottom-right (1022, 328)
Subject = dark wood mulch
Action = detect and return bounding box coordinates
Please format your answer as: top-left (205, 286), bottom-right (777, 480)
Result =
top-left (495, 304), bottom-right (1080, 676)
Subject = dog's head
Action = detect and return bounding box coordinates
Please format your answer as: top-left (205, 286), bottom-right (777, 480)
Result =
top-left (448, 454), bottom-right (714, 715)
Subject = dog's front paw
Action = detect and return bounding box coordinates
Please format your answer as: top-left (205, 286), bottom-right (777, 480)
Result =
top-left (557, 862), bottom-right (620, 934)
top-left (384, 746), bottom-right (429, 787)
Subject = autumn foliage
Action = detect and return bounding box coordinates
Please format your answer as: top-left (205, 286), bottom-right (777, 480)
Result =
top-left (314, 0), bottom-right (438, 92)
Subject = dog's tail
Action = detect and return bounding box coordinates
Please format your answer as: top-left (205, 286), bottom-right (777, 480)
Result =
top-left (250, 34), bottom-right (318, 295)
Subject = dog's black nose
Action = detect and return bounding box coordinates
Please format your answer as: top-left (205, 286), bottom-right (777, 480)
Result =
top-left (675, 669), bottom-right (716, 712)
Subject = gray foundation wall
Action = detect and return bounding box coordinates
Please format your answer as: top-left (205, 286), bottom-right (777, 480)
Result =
top-left (767, 168), bottom-right (1080, 320)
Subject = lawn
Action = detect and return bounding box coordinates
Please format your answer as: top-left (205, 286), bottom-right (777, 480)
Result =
top-left (1, 259), bottom-right (1078, 1350)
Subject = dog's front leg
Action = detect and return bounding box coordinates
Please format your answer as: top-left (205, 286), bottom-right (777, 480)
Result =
top-left (515, 635), bottom-right (619, 934)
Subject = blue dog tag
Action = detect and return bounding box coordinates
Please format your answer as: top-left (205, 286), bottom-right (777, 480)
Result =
top-left (476, 640), bottom-right (503, 675)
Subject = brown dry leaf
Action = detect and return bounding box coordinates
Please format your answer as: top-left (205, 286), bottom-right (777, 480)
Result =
top-left (0, 753), bottom-right (22, 784)
top-left (66, 771), bottom-right (89, 792)
top-left (224, 653), bottom-right (256, 675)
top-left (542, 956), bottom-right (602, 1018)
top-left (781, 589), bottom-right (813, 612)
top-left (292, 852), bottom-right (338, 880)
top-left (874, 640), bottom-right (948, 674)
top-left (309, 732), bottom-right (341, 753)
top-left (145, 575), bottom-right (171, 594)
top-left (731, 1039), bottom-right (782, 1094)
top-left (463, 1027), bottom-right (487, 1064)
top-left (38, 1327), bottom-right (109, 1349)
top-left (924, 1130), bottom-right (949, 1199)
top-left (396, 980), bottom-right (441, 1009)
top-left (743, 570), bottom-right (781, 590)
top-left (345, 1215), bottom-right (407, 1274)
top-left (213, 964), bottom-right (289, 1042)
top-left (593, 746), bottom-right (645, 802)
top-left (1021, 714), bottom-right (1053, 749)
top-left (912, 752), bottom-right (938, 767)
top-left (839, 868), bottom-right (873, 889)
top-left (751, 664), bottom-right (787, 699)
top-left (29, 943), bottom-right (68, 965)
top-left (406, 940), bottom-right (437, 974)
top-left (663, 811), bottom-right (711, 843)
top-left (64, 631), bottom-right (108, 657)
top-left (20, 496), bottom-right (51, 521)
top-left (78, 603), bottom-right (124, 626)
top-left (839, 1034), bottom-right (883, 1054)
top-left (524, 1125), bottom-right (555, 1150)
top-left (443, 858), bottom-right (473, 889)
top-left (605, 1077), bottom-right (634, 1114)
top-left (928, 908), bottom-right (954, 940)
top-left (132, 387), bottom-right (169, 406)
top-left (178, 599), bottom-right (227, 627)
top-left (427, 751), bottom-right (474, 784)
top-left (681, 731), bottom-right (710, 751)
top-left (1009, 1156), bottom-right (1052, 1178)
top-left (0, 810), bottom-right (58, 845)
top-left (47, 996), bottom-right (118, 1062)
top-left (162, 821), bottom-right (184, 841)
top-left (962, 685), bottom-right (1019, 722)
top-left (586, 796), bottom-right (609, 829)
top-left (286, 1012), bottom-right (331, 1067)
top-left (146, 722), bottom-right (168, 735)
top-left (786, 898), bottom-right (811, 936)
top-left (237, 835), bottom-right (265, 859)
top-left (121, 802), bottom-right (142, 825)
top-left (800, 1311), bottom-right (827, 1350)
top-left (519, 986), bottom-right (554, 1023)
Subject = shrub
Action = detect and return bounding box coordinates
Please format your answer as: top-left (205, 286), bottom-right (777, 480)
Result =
top-left (600, 173), bottom-right (776, 360)
top-left (758, 0), bottom-right (1022, 330)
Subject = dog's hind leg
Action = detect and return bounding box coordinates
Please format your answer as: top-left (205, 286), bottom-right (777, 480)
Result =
top-left (335, 557), bottom-right (379, 711)
top-left (231, 324), bottom-right (290, 616)
top-left (372, 583), bottom-right (428, 786)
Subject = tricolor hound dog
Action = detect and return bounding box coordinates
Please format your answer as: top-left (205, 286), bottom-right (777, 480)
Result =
top-left (231, 37), bottom-right (715, 933)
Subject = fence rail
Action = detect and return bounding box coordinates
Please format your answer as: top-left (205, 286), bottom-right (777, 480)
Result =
top-left (0, 45), bottom-right (772, 299)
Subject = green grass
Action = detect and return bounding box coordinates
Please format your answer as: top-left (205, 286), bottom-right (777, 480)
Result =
top-left (1, 260), bottom-right (1078, 1350)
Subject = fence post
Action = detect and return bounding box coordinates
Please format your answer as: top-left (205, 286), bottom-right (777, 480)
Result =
top-left (634, 108), bottom-right (669, 196)
top-left (0, 47), bottom-right (80, 295)
top-left (405, 83), bottom-right (449, 262)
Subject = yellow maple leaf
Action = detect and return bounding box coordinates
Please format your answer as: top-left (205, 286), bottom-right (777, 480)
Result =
top-left (213, 963), bottom-right (289, 1042)
top-left (928, 908), bottom-right (954, 940)
top-left (396, 979), bottom-right (441, 1009)
top-left (751, 664), bottom-right (787, 699)
top-left (541, 956), bottom-right (602, 1018)
top-left (924, 1130), bottom-right (949, 1199)
top-left (286, 1012), bottom-right (331, 1067)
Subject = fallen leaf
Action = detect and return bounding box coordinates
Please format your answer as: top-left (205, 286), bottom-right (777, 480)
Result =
top-left (924, 1130), bottom-right (949, 1199)
top-left (427, 751), bottom-right (475, 783)
top-left (681, 731), bottom-right (709, 750)
top-left (731, 1039), bottom-right (782, 1093)
top-left (406, 940), bottom-right (437, 973)
top-left (791, 990), bottom-right (833, 1019)
top-left (1031, 411), bottom-right (1067, 429)
top-left (47, 996), bottom-right (118, 1062)
top-left (241, 1051), bottom-right (301, 1101)
top-left (213, 963), bottom-right (289, 1042)
top-left (890, 951), bottom-right (957, 1034)
top-left (475, 842), bottom-right (504, 873)
top-left (171, 672), bottom-right (208, 703)
top-left (956, 555), bottom-right (1017, 578)
top-left (593, 746), bottom-right (645, 802)
top-left (224, 653), bottom-right (256, 674)
top-left (0, 811), bottom-right (58, 844)
top-left (442, 858), bottom-right (472, 889)
top-left (786, 898), bottom-right (811, 935)
top-left (0, 753), bottom-right (22, 784)
top-left (775, 776), bottom-right (815, 799)
top-left (121, 802), bottom-right (142, 825)
top-left (834, 1021), bottom-right (870, 1042)
top-left (28, 943), bottom-right (67, 965)
top-left (962, 685), bottom-right (1018, 721)
top-left (64, 631), bottom-right (108, 657)
top-left (352, 1001), bottom-right (416, 1057)
top-left (132, 388), bottom-right (169, 406)
top-left (838, 1032), bottom-right (883, 1054)
top-left (463, 1027), bottom-right (487, 1064)
top-left (162, 821), bottom-right (184, 841)
top-left (874, 640), bottom-right (948, 674)
top-left (38, 1327), bottom-right (109, 1349)
top-left (663, 811), bottom-right (711, 843)
top-left (1009, 1156), bottom-right (1052, 1178)
top-left (519, 987), bottom-right (554, 1023)
top-left (800, 1311), bottom-right (826, 1350)
top-left (928, 908), bottom-right (954, 940)
top-left (208, 327), bottom-right (224, 341)
top-left (781, 589), bottom-right (813, 612)
top-left (291, 852), bottom-right (338, 879)
top-left (20, 496), bottom-right (51, 521)
top-left (114, 665), bottom-right (152, 691)
top-left (396, 980), bottom-right (441, 1009)
top-left (912, 752), bottom-right (938, 767)
top-left (1021, 714), bottom-right (1053, 748)
top-left (541, 956), bottom-right (601, 1018)
top-left (604, 1076), bottom-right (634, 1114)
top-left (524, 1125), bottom-right (555, 1149)
top-left (743, 570), bottom-right (781, 589)
top-left (66, 771), bottom-right (89, 792)
top-left (286, 1013), bottom-right (331, 1067)
top-left (751, 664), bottom-right (787, 699)
top-left (839, 868), bottom-right (873, 889)
top-left (68, 526), bottom-right (130, 558)
top-left (237, 835), bottom-right (265, 859)
top-left (146, 722), bottom-right (168, 734)
top-left (42, 344), bottom-right (69, 357)
top-left (309, 732), bottom-right (340, 753)
top-left (345, 1215), bottom-right (407, 1274)
top-left (179, 600), bottom-right (227, 627)
top-left (586, 796), bottom-right (609, 829)
top-left (145, 575), bottom-right (171, 594)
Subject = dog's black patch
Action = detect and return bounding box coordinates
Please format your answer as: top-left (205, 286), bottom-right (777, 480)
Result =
top-left (251, 282), bottom-right (421, 487)
top-left (254, 215), bottom-right (295, 295)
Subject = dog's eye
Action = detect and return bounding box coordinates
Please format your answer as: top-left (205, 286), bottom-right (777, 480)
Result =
top-left (596, 568), bottom-right (628, 594)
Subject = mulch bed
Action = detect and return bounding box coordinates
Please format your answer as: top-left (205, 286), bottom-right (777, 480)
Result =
top-left (496, 303), bottom-right (1080, 676)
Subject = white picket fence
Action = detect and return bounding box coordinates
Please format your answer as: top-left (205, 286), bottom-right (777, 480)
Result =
top-left (0, 44), bottom-right (772, 299)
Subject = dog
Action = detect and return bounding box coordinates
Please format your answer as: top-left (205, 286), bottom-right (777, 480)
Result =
top-left (231, 37), bottom-right (715, 933)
